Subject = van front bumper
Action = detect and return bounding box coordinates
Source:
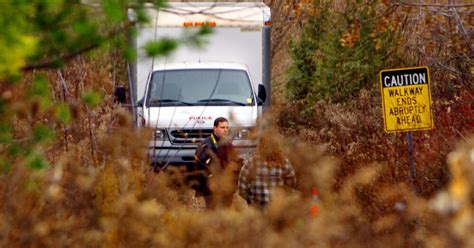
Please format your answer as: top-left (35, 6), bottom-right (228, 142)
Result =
top-left (148, 140), bottom-right (256, 165)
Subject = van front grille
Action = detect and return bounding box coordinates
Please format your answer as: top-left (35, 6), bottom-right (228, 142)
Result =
top-left (169, 129), bottom-right (213, 144)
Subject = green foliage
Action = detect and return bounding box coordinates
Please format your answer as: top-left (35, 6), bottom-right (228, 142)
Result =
top-left (25, 177), bottom-right (40, 191)
top-left (144, 38), bottom-right (178, 57)
top-left (55, 103), bottom-right (71, 124)
top-left (26, 152), bottom-right (49, 170)
top-left (0, 0), bottom-right (211, 78)
top-left (184, 26), bottom-right (214, 48)
top-left (0, 0), bottom-right (37, 80)
top-left (153, 0), bottom-right (167, 8)
top-left (101, 0), bottom-right (127, 23)
top-left (143, 25), bottom-right (213, 58)
top-left (0, 33), bottom-right (36, 80)
top-left (0, 0), bottom-right (215, 180)
top-left (0, 123), bottom-right (12, 144)
top-left (196, 25), bottom-right (213, 36)
top-left (0, 0), bottom-right (187, 79)
top-left (32, 124), bottom-right (55, 144)
top-left (124, 42), bottom-right (137, 61)
top-left (0, 158), bottom-right (10, 174)
top-left (29, 75), bottom-right (52, 108)
top-left (29, 76), bottom-right (51, 98)
top-left (286, 0), bottom-right (401, 104)
top-left (286, 4), bottom-right (326, 102)
top-left (8, 144), bottom-right (23, 157)
top-left (82, 90), bottom-right (103, 108)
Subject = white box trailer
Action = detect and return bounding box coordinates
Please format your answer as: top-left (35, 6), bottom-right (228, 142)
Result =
top-left (128, 2), bottom-right (271, 166)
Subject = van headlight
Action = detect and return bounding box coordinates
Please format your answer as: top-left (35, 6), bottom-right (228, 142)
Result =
top-left (154, 129), bottom-right (167, 140)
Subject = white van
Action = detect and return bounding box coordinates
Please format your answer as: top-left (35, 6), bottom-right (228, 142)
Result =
top-left (128, 2), bottom-right (271, 166)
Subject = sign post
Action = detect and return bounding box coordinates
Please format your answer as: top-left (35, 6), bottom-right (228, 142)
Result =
top-left (407, 131), bottom-right (416, 192)
top-left (380, 66), bottom-right (434, 193)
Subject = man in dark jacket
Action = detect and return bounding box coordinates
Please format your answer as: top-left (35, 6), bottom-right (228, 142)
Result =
top-left (193, 117), bottom-right (240, 209)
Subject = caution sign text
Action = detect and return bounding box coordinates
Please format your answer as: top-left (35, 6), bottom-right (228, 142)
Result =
top-left (380, 66), bottom-right (434, 133)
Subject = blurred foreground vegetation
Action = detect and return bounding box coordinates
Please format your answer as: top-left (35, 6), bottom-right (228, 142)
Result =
top-left (0, 0), bottom-right (473, 247)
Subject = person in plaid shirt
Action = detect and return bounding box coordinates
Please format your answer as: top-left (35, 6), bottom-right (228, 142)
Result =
top-left (238, 133), bottom-right (297, 209)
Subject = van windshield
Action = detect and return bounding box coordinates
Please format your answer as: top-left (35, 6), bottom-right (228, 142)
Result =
top-left (146, 69), bottom-right (255, 106)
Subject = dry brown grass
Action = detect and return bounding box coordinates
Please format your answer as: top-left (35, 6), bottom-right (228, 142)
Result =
top-left (1, 96), bottom-right (472, 246)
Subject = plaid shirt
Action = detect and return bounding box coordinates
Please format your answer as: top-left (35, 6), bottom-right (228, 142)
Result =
top-left (238, 155), bottom-right (296, 208)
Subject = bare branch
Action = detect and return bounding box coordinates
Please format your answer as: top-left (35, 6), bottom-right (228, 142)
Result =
top-left (393, 1), bottom-right (474, 8)
top-left (450, 4), bottom-right (474, 53)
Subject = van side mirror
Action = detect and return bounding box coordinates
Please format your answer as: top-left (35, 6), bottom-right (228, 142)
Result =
top-left (137, 98), bottom-right (144, 107)
top-left (114, 86), bottom-right (127, 104)
top-left (257, 84), bottom-right (266, 105)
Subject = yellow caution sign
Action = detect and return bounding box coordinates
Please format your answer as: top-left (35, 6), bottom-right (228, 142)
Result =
top-left (380, 66), bottom-right (434, 133)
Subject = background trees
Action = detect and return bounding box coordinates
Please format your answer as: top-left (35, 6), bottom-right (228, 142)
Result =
top-left (286, 0), bottom-right (402, 104)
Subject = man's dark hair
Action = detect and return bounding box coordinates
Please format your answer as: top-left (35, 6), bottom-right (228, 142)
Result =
top-left (214, 117), bottom-right (228, 127)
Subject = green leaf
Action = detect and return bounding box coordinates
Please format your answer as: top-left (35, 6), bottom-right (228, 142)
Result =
top-left (73, 19), bottom-right (96, 37)
top-left (32, 124), bottom-right (55, 144)
top-left (125, 45), bottom-right (137, 61)
top-left (55, 103), bottom-right (71, 124)
top-left (82, 90), bottom-right (102, 108)
top-left (51, 30), bottom-right (67, 45)
top-left (0, 123), bottom-right (12, 144)
top-left (8, 144), bottom-right (23, 156)
top-left (183, 27), bottom-right (213, 49)
top-left (26, 177), bottom-right (39, 191)
top-left (197, 25), bottom-right (213, 36)
top-left (144, 38), bottom-right (178, 57)
top-left (27, 152), bottom-right (49, 170)
top-left (0, 158), bottom-right (10, 174)
top-left (134, 7), bottom-right (150, 24)
top-left (29, 76), bottom-right (50, 98)
top-left (37, 0), bottom-right (64, 16)
top-left (153, 0), bottom-right (168, 8)
top-left (102, 0), bottom-right (125, 22)
top-left (286, 0), bottom-right (401, 104)
top-left (0, 33), bottom-right (37, 80)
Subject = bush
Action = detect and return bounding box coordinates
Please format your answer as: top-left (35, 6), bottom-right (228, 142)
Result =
top-left (286, 0), bottom-right (401, 105)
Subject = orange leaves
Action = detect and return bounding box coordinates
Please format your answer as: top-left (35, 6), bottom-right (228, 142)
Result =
top-left (374, 38), bottom-right (383, 51)
top-left (284, 0), bottom-right (314, 18)
top-left (425, 41), bottom-right (436, 53)
top-left (311, 7), bottom-right (322, 17)
top-left (340, 22), bottom-right (360, 48)
top-left (369, 16), bottom-right (393, 50)
top-left (378, 17), bottom-right (390, 33)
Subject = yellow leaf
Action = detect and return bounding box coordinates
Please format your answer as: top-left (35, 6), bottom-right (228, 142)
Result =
top-left (0, 35), bottom-right (37, 79)
top-left (375, 39), bottom-right (382, 51)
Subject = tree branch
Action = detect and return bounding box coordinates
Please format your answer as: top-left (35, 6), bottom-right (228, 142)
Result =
top-left (393, 1), bottom-right (474, 8)
top-left (21, 20), bottom-right (137, 72)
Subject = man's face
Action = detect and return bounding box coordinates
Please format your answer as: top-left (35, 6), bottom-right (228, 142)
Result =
top-left (213, 121), bottom-right (229, 138)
